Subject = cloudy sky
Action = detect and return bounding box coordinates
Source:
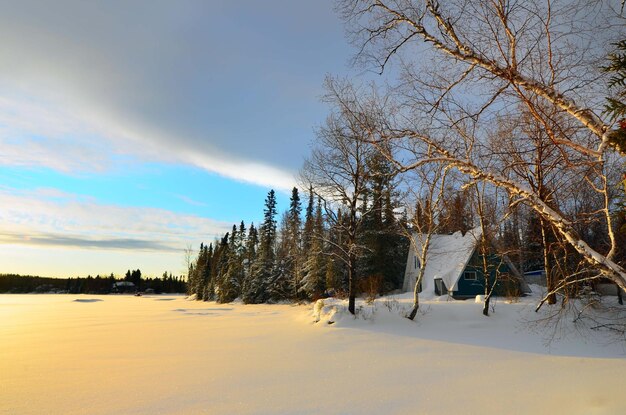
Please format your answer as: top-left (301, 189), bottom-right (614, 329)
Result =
top-left (0, 0), bottom-right (360, 278)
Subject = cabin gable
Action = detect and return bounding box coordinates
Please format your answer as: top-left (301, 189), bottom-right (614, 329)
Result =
top-left (452, 251), bottom-right (521, 298)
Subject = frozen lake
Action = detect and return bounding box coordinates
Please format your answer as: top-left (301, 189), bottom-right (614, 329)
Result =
top-left (1, 293), bottom-right (625, 414)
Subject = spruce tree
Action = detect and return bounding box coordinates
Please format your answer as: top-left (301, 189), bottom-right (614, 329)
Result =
top-left (287, 187), bottom-right (303, 299)
top-left (242, 223), bottom-right (258, 297)
top-left (220, 225), bottom-right (242, 302)
top-left (244, 190), bottom-right (278, 303)
top-left (439, 189), bottom-right (473, 234)
top-left (269, 213), bottom-right (291, 301)
top-left (302, 185), bottom-right (315, 253)
top-left (202, 243), bottom-right (214, 300)
top-left (194, 244), bottom-right (209, 300)
top-left (238, 221), bottom-right (247, 260)
top-left (302, 197), bottom-right (327, 298)
top-left (214, 233), bottom-right (230, 302)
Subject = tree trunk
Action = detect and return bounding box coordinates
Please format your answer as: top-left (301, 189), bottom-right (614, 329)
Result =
top-left (348, 257), bottom-right (356, 315)
top-left (618, 284), bottom-right (624, 306)
top-left (482, 295), bottom-right (491, 316)
top-left (408, 303), bottom-right (419, 320)
top-left (408, 236), bottom-right (431, 321)
top-left (540, 218), bottom-right (556, 305)
top-left (407, 276), bottom-right (420, 321)
top-left (481, 245), bottom-right (491, 316)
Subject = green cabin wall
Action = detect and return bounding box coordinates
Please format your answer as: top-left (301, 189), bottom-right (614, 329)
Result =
top-left (451, 250), bottom-right (520, 298)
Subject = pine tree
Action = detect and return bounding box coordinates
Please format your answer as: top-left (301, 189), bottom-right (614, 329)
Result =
top-left (302, 185), bottom-right (315, 253)
top-left (286, 187), bottom-right (303, 299)
top-left (238, 221), bottom-right (247, 260)
top-left (439, 189), bottom-right (473, 234)
top-left (201, 243), bottom-right (213, 300)
top-left (190, 243), bottom-right (210, 300)
top-left (269, 213), bottom-right (291, 301)
top-left (302, 197), bottom-right (327, 298)
top-left (209, 239), bottom-right (223, 300)
top-left (300, 186), bottom-right (316, 296)
top-left (350, 151), bottom-right (409, 295)
top-left (214, 233), bottom-right (230, 302)
top-left (244, 190), bottom-right (278, 303)
top-left (242, 222), bottom-right (258, 296)
top-left (220, 225), bottom-right (242, 302)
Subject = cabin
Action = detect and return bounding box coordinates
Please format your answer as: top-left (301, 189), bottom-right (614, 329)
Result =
top-left (403, 228), bottom-right (530, 299)
top-left (112, 281), bottom-right (136, 293)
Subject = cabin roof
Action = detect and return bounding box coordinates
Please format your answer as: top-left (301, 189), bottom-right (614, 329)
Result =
top-left (410, 228), bottom-right (482, 292)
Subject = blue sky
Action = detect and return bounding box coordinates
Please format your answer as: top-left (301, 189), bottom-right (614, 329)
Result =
top-left (0, 0), bottom-right (362, 277)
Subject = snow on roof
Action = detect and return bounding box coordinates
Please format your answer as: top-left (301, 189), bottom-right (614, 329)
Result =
top-left (410, 228), bottom-right (482, 293)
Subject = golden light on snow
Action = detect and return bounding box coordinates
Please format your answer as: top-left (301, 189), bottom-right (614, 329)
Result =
top-left (1, 294), bottom-right (625, 415)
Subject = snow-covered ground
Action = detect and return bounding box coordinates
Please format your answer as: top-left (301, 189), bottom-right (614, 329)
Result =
top-left (1, 292), bottom-right (625, 415)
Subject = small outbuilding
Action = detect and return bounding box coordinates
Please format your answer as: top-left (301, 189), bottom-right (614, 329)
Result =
top-left (523, 269), bottom-right (546, 286)
top-left (112, 281), bottom-right (136, 293)
top-left (403, 228), bottom-right (530, 299)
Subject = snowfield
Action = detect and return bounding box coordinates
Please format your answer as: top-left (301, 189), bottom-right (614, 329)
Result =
top-left (1, 292), bottom-right (625, 415)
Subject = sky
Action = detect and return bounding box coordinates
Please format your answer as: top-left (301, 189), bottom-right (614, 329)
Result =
top-left (0, 0), bottom-right (361, 278)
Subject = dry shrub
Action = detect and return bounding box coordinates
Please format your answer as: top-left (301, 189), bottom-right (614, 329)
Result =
top-left (358, 274), bottom-right (383, 304)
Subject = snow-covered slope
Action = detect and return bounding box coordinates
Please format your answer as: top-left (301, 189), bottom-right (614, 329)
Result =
top-left (1, 293), bottom-right (625, 415)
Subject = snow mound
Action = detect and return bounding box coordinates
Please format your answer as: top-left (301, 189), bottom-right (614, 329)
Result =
top-left (313, 298), bottom-right (348, 324)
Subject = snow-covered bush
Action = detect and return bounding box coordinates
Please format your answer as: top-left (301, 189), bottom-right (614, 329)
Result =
top-left (313, 298), bottom-right (346, 324)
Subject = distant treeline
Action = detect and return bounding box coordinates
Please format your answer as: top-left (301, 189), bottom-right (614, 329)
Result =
top-left (0, 271), bottom-right (186, 294)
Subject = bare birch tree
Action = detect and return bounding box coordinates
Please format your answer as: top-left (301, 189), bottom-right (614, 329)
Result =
top-left (300, 80), bottom-right (379, 314)
top-left (335, 0), bottom-right (626, 296)
top-left (405, 162), bottom-right (449, 320)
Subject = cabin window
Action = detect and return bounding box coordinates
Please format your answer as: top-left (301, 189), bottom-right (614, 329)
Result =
top-left (414, 256), bottom-right (419, 269)
top-left (464, 271), bottom-right (477, 280)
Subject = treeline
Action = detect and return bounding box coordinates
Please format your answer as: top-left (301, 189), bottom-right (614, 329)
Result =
top-left (187, 182), bottom-right (408, 303)
top-left (0, 272), bottom-right (186, 294)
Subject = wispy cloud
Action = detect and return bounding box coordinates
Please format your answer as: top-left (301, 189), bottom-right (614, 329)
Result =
top-left (0, 187), bottom-right (232, 252)
top-left (0, 95), bottom-right (117, 173)
top-left (0, 92), bottom-right (297, 190)
top-left (0, 0), bottom-right (348, 191)
top-left (173, 194), bottom-right (207, 208)
top-left (0, 233), bottom-right (178, 252)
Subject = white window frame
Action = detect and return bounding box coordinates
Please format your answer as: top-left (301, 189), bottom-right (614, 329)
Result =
top-left (464, 271), bottom-right (477, 281)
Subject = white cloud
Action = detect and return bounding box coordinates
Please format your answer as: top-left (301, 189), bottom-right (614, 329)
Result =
top-left (0, 90), bottom-right (297, 190)
top-left (0, 186), bottom-right (232, 252)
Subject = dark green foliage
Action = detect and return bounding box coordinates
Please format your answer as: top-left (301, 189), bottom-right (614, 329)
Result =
top-left (182, 179), bottom-right (410, 305)
top-left (302, 197), bottom-right (327, 298)
top-left (202, 244), bottom-right (214, 301)
top-left (603, 40), bottom-right (626, 119)
top-left (603, 40), bottom-right (626, 155)
top-left (302, 185), bottom-right (315, 254)
top-left (243, 190), bottom-right (278, 303)
top-left (438, 189), bottom-right (473, 235)
top-left (189, 243), bottom-right (211, 300)
top-left (219, 228), bottom-right (242, 303)
top-left (357, 154), bottom-right (409, 293)
top-left (287, 188), bottom-right (303, 297)
top-left (242, 222), bottom-right (258, 296)
top-left (0, 273), bottom-right (186, 294)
